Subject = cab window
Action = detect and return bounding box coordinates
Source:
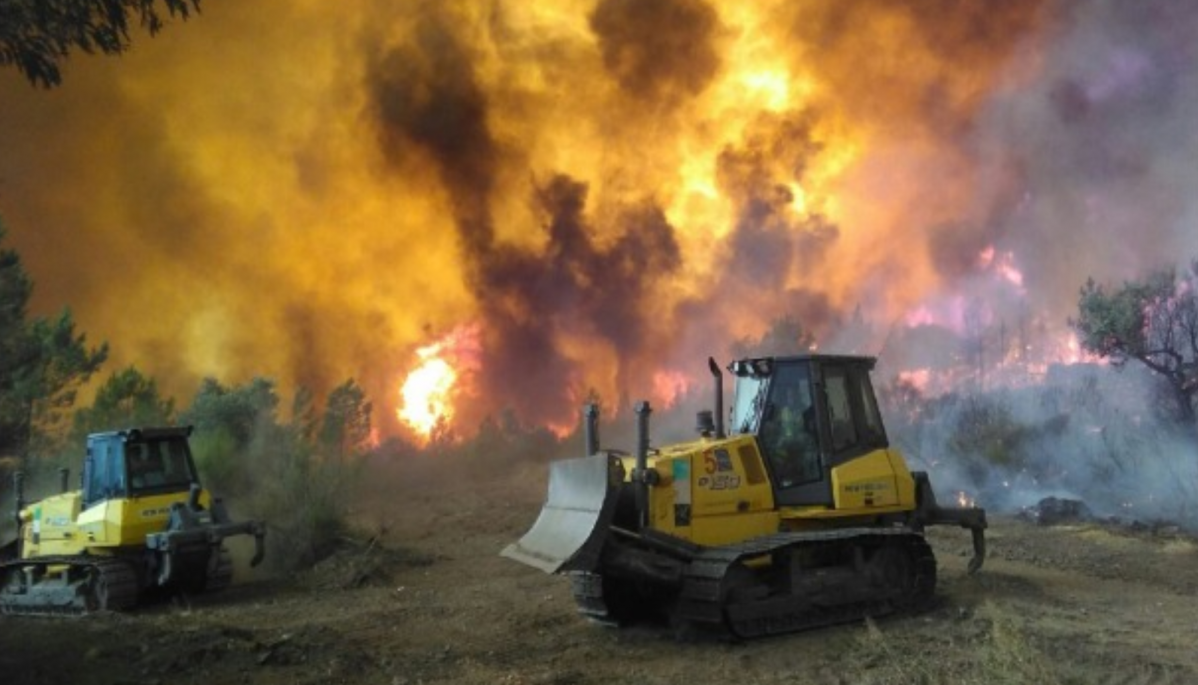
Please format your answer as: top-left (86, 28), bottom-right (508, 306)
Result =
top-left (824, 365), bottom-right (859, 452)
top-left (127, 437), bottom-right (195, 495)
top-left (758, 362), bottom-right (821, 488)
top-left (855, 366), bottom-right (886, 445)
top-left (84, 439), bottom-right (127, 507)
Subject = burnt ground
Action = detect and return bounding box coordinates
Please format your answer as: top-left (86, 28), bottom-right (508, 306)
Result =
top-left (2, 459), bottom-right (1197, 685)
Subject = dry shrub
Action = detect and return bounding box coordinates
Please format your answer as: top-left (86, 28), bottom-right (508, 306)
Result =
top-left (192, 423), bottom-right (361, 574)
top-left (253, 448), bottom-right (358, 572)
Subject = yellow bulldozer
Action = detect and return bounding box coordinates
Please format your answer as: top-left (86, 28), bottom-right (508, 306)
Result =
top-left (503, 354), bottom-right (986, 638)
top-left (0, 426), bottom-right (265, 616)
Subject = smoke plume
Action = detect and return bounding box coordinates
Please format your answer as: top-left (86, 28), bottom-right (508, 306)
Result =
top-left (0, 0), bottom-right (1195, 445)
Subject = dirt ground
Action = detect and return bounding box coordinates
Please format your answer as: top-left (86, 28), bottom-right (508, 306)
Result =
top-left (3, 459), bottom-right (1197, 685)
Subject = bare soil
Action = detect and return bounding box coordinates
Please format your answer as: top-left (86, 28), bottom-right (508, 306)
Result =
top-left (3, 459), bottom-right (1197, 685)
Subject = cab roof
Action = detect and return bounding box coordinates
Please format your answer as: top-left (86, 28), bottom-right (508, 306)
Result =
top-left (86, 426), bottom-right (194, 442)
top-left (729, 353), bottom-right (877, 377)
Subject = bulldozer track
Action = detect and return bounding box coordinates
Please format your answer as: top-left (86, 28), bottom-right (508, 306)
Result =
top-left (718, 531), bottom-right (935, 639)
top-left (570, 527), bottom-right (936, 639)
top-left (0, 556), bottom-right (140, 617)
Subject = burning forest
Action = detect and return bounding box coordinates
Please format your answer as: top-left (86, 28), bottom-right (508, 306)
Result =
top-left (1, 0), bottom-right (1197, 525)
top-left (7, 5), bottom-right (1198, 684)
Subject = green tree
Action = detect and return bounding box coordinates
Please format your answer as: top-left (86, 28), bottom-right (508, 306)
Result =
top-left (179, 376), bottom-right (280, 493)
top-left (1072, 261), bottom-right (1198, 427)
top-left (290, 385), bottom-right (318, 443)
top-left (1, 0), bottom-right (200, 88)
top-left (176, 378), bottom-right (366, 569)
top-left (0, 226), bottom-right (107, 460)
top-left (70, 366), bottom-right (175, 438)
top-left (0, 229), bottom-right (34, 456)
top-left (180, 376), bottom-right (279, 447)
top-left (318, 379), bottom-right (372, 460)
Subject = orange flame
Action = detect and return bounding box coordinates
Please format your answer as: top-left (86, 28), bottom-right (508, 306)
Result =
top-left (978, 245), bottom-right (1025, 290)
top-left (397, 324), bottom-right (481, 442)
top-left (652, 370), bottom-right (691, 409)
top-left (0, 0), bottom-right (1119, 442)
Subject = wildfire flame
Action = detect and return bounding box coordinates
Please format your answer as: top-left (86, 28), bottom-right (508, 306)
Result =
top-left (0, 1), bottom-right (1185, 445)
top-left (397, 324), bottom-right (481, 442)
top-left (977, 246), bottom-right (1025, 291)
top-left (652, 370), bottom-right (692, 409)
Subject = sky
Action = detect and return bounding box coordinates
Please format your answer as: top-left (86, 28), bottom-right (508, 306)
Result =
top-left (1, 0), bottom-right (1195, 440)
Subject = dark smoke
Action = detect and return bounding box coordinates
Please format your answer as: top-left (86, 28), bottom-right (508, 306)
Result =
top-left (367, 8), bottom-right (500, 254)
top-left (783, 0), bottom-right (1044, 140)
top-left (714, 111), bottom-right (840, 333)
top-left (367, 13), bottom-right (688, 423)
top-left (3, 0), bottom-right (1196, 466)
top-left (589, 0), bottom-right (722, 108)
top-left (475, 175), bottom-right (683, 421)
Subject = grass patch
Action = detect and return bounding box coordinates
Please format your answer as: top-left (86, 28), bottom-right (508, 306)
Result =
top-left (851, 603), bottom-right (1061, 685)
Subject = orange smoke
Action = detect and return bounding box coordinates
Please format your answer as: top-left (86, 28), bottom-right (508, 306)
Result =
top-left (3, 0), bottom-right (1187, 440)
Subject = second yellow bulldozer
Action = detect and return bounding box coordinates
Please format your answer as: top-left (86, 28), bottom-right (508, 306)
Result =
top-left (1, 426), bottom-right (265, 616)
top-left (503, 354), bottom-right (986, 638)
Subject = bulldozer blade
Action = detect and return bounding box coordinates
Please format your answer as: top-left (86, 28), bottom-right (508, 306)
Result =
top-left (501, 454), bottom-right (618, 574)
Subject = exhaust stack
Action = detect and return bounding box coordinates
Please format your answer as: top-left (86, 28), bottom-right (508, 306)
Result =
top-left (634, 401), bottom-right (653, 530)
top-left (708, 357), bottom-right (725, 439)
top-left (582, 403), bottom-right (600, 457)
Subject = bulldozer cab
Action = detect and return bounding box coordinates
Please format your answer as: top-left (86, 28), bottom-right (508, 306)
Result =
top-left (729, 355), bottom-right (889, 508)
top-left (83, 427), bottom-right (199, 507)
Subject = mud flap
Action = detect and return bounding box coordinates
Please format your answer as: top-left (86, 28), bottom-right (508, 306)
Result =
top-left (501, 454), bottom-right (621, 574)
